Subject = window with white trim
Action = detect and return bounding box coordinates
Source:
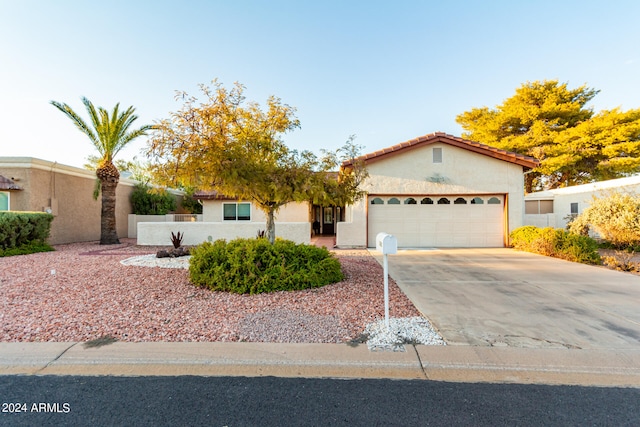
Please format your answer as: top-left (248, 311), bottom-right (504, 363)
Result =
top-left (223, 202), bottom-right (251, 221)
top-left (570, 202), bottom-right (579, 216)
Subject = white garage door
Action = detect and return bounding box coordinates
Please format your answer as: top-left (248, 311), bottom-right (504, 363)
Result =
top-left (367, 195), bottom-right (505, 248)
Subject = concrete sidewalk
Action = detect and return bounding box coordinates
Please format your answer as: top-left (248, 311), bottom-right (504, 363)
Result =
top-left (2, 342), bottom-right (639, 387)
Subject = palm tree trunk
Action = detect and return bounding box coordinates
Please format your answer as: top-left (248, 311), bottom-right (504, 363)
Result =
top-left (99, 178), bottom-right (120, 244)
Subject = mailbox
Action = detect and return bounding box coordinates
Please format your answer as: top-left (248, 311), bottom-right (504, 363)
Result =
top-left (376, 232), bottom-right (397, 254)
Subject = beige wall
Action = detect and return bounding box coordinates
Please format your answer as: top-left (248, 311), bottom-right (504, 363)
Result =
top-left (0, 157), bottom-right (136, 245)
top-left (337, 143), bottom-right (527, 247)
top-left (202, 200), bottom-right (309, 223)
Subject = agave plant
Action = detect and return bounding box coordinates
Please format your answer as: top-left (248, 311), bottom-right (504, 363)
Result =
top-left (170, 231), bottom-right (184, 249)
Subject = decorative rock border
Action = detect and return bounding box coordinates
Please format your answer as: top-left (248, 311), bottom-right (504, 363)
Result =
top-left (120, 254), bottom-right (191, 269)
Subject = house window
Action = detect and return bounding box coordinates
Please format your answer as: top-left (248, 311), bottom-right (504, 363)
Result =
top-left (437, 197), bottom-right (450, 204)
top-left (525, 200), bottom-right (553, 214)
top-left (421, 197), bottom-right (434, 205)
top-left (404, 197), bottom-right (417, 205)
top-left (433, 147), bottom-right (443, 163)
top-left (223, 202), bottom-right (251, 221)
top-left (487, 197), bottom-right (501, 205)
top-left (525, 200), bottom-right (538, 214)
top-left (570, 202), bottom-right (579, 216)
top-left (371, 197), bottom-right (384, 205)
top-left (0, 192), bottom-right (8, 211)
top-left (540, 200), bottom-right (553, 214)
top-left (470, 197), bottom-right (484, 204)
top-left (388, 197), bottom-right (400, 205)
top-left (454, 197), bottom-right (467, 204)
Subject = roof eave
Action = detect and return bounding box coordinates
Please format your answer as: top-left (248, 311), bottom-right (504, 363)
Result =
top-left (342, 132), bottom-right (539, 170)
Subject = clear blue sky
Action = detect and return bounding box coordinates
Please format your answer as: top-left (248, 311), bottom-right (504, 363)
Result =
top-left (1, 0), bottom-right (639, 169)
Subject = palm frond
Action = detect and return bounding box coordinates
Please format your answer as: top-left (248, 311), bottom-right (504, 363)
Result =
top-left (53, 97), bottom-right (152, 164)
top-left (50, 100), bottom-right (99, 146)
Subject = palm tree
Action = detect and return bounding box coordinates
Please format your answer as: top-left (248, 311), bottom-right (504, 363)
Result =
top-left (51, 97), bottom-right (154, 244)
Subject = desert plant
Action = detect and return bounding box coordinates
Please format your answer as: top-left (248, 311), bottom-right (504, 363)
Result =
top-left (51, 97), bottom-right (153, 244)
top-left (569, 192), bottom-right (640, 249)
top-left (189, 238), bottom-right (343, 294)
top-left (170, 231), bottom-right (183, 249)
top-left (256, 229), bottom-right (266, 239)
top-left (510, 226), bottom-right (601, 264)
top-left (602, 251), bottom-right (639, 272)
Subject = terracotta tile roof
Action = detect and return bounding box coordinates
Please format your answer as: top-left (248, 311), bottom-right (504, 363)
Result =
top-left (192, 189), bottom-right (236, 200)
top-left (342, 132), bottom-right (540, 170)
top-left (0, 175), bottom-right (22, 190)
top-left (193, 172), bottom-right (339, 200)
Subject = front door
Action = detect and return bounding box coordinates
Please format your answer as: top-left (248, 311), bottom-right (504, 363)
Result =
top-left (323, 206), bottom-right (334, 235)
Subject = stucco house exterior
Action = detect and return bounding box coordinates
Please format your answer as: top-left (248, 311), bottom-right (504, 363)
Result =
top-left (0, 157), bottom-right (136, 244)
top-left (524, 174), bottom-right (640, 230)
top-left (136, 191), bottom-right (310, 246)
top-left (138, 132), bottom-right (538, 248)
top-left (337, 132), bottom-right (539, 248)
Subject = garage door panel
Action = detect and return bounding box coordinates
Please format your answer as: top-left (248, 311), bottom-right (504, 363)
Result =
top-left (368, 195), bottom-right (505, 248)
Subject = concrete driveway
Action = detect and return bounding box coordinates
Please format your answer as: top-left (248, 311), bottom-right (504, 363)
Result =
top-left (377, 248), bottom-right (640, 349)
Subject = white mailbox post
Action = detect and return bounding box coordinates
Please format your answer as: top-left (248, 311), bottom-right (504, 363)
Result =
top-left (376, 232), bottom-right (398, 327)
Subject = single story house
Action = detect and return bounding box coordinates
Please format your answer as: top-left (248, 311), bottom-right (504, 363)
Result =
top-left (0, 174), bottom-right (22, 210)
top-left (138, 132), bottom-right (539, 248)
top-left (0, 157), bottom-right (140, 244)
top-left (338, 132), bottom-right (539, 248)
top-left (524, 174), bottom-right (640, 230)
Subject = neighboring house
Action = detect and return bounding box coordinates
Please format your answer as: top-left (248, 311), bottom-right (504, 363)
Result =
top-left (0, 157), bottom-right (137, 244)
top-left (137, 132), bottom-right (538, 248)
top-left (338, 132), bottom-right (539, 248)
top-left (524, 174), bottom-right (640, 230)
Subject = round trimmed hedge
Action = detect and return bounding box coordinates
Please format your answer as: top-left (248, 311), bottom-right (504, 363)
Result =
top-left (188, 238), bottom-right (344, 294)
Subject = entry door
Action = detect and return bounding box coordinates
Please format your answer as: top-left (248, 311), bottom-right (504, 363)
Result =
top-left (323, 206), bottom-right (334, 234)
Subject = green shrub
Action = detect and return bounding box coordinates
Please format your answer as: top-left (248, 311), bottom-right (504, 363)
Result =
top-left (130, 183), bottom-right (177, 215)
top-left (569, 192), bottom-right (640, 249)
top-left (189, 238), bottom-right (344, 294)
top-left (180, 187), bottom-right (203, 214)
top-left (554, 230), bottom-right (601, 264)
top-left (0, 211), bottom-right (54, 249)
top-left (510, 226), bottom-right (601, 264)
top-left (0, 241), bottom-right (54, 257)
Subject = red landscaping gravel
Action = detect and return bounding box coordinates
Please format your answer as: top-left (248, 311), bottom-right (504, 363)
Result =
top-left (0, 240), bottom-right (421, 343)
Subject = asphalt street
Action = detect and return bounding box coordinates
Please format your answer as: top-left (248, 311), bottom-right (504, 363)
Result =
top-left (1, 375), bottom-right (639, 426)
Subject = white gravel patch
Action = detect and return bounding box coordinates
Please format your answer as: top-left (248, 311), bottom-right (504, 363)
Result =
top-left (120, 254), bottom-right (191, 269)
top-left (364, 316), bottom-right (446, 351)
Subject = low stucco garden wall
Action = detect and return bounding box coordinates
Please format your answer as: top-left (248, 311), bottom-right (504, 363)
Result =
top-left (136, 222), bottom-right (311, 246)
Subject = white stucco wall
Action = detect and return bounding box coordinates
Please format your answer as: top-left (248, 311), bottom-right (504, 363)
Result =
top-left (127, 214), bottom-right (203, 238)
top-left (337, 143), bottom-right (527, 247)
top-left (137, 222), bottom-right (310, 246)
top-left (525, 175), bottom-right (640, 230)
top-left (202, 200), bottom-right (309, 222)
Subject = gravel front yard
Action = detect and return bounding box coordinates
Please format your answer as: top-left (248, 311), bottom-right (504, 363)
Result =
top-left (0, 240), bottom-right (421, 343)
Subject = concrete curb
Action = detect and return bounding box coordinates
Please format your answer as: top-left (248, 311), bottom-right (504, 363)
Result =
top-left (1, 342), bottom-right (639, 387)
